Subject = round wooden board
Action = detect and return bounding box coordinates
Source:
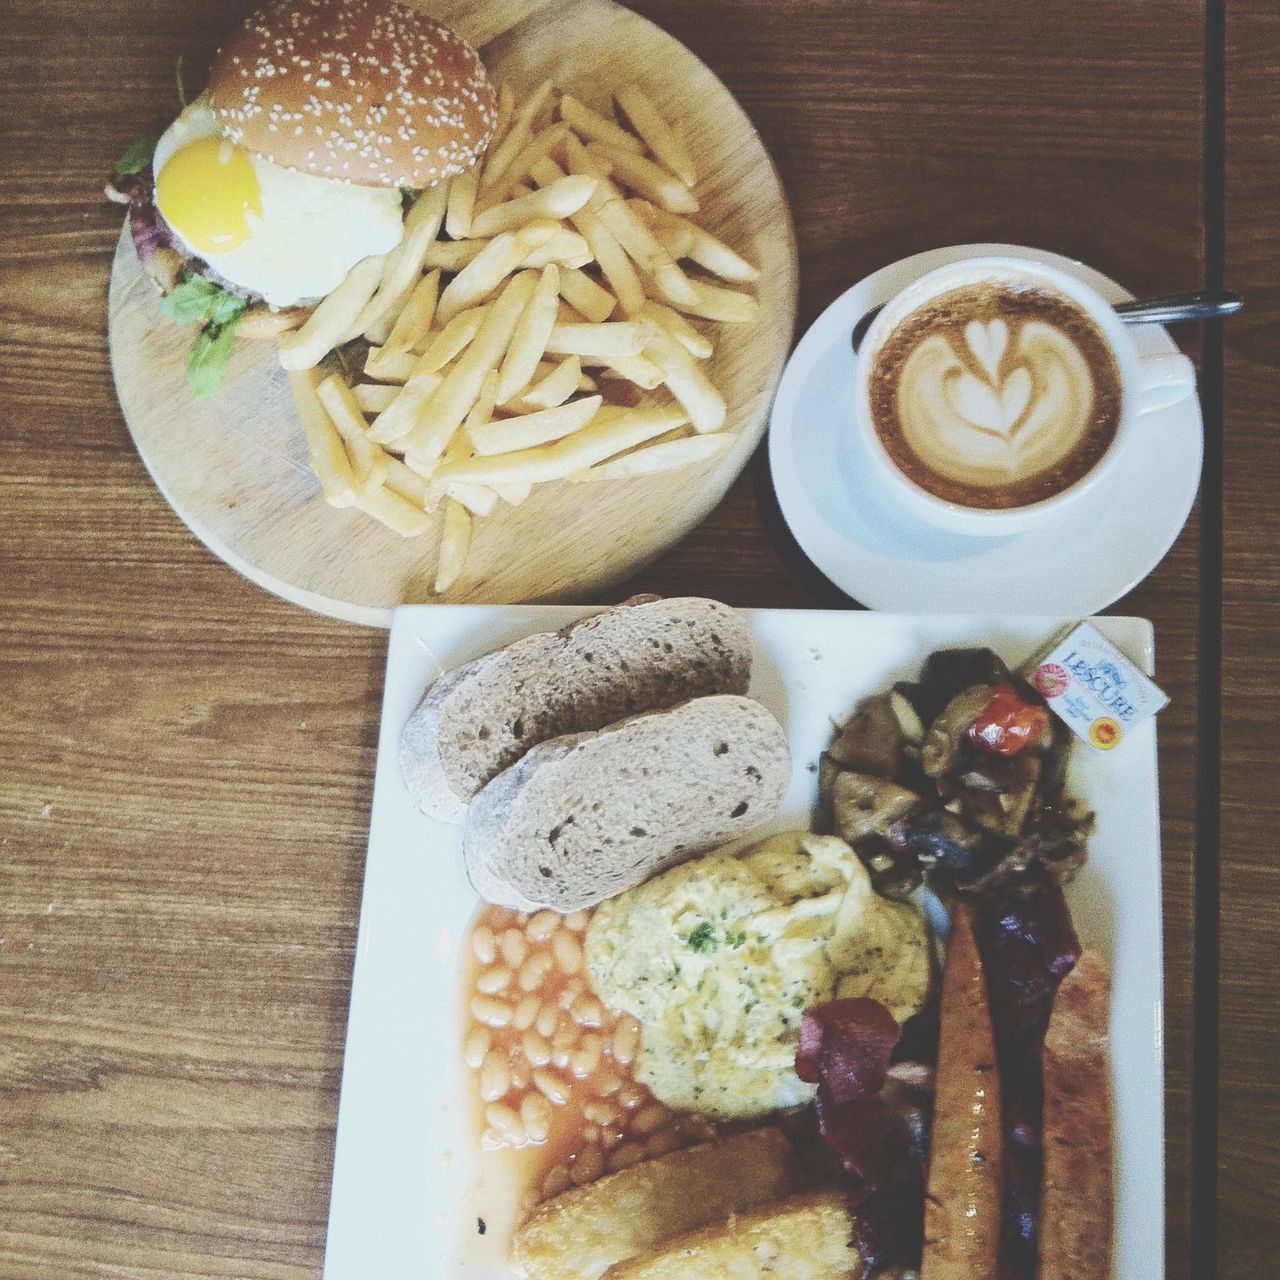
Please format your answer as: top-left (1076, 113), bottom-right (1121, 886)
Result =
top-left (107, 0), bottom-right (798, 626)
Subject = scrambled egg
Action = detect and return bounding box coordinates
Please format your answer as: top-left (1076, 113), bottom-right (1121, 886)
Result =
top-left (584, 832), bottom-right (931, 1119)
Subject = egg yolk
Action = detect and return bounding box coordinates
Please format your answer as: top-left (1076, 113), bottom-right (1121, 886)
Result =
top-left (156, 137), bottom-right (262, 254)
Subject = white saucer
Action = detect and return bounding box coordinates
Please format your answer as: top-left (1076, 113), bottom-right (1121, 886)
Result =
top-left (768, 244), bottom-right (1203, 613)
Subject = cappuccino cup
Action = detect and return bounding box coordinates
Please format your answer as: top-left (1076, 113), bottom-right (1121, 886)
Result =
top-left (854, 257), bottom-right (1197, 535)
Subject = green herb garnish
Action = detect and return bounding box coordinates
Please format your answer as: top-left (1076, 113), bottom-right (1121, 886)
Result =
top-left (160, 275), bottom-right (248, 397)
top-left (683, 922), bottom-right (717, 953)
top-left (117, 137), bottom-right (156, 176)
top-left (187, 323), bottom-right (243, 398)
top-left (159, 276), bottom-right (225, 326)
top-left (725, 929), bottom-right (747, 949)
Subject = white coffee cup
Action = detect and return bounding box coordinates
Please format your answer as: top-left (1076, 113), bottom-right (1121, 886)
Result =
top-left (853, 256), bottom-right (1198, 535)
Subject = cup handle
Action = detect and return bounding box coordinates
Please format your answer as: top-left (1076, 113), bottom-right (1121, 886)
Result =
top-left (1135, 352), bottom-right (1197, 414)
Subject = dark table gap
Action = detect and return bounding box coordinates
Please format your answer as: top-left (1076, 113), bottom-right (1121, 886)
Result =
top-left (1194, 0), bottom-right (1226, 1276)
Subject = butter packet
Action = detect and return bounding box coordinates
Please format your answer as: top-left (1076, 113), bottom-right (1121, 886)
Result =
top-left (1026, 622), bottom-right (1169, 752)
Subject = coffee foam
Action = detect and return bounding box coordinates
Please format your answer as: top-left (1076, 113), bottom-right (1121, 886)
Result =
top-left (895, 317), bottom-right (1096, 487)
top-left (869, 283), bottom-right (1122, 509)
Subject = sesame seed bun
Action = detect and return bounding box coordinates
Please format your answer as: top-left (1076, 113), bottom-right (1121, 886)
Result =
top-left (208, 0), bottom-right (498, 189)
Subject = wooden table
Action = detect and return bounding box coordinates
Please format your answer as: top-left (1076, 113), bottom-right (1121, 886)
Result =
top-left (0, 1), bottom-right (1273, 1277)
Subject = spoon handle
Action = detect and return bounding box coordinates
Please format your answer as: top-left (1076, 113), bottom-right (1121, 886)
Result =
top-left (1115, 291), bottom-right (1244, 326)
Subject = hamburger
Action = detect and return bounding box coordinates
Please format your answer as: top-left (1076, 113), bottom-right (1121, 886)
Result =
top-left (107, 0), bottom-right (497, 394)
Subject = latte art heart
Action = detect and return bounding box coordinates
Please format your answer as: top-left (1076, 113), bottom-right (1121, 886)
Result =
top-left (892, 320), bottom-right (1100, 483)
top-left (964, 318), bottom-right (1008, 381)
top-left (867, 282), bottom-right (1124, 509)
top-left (948, 362), bottom-right (1033, 437)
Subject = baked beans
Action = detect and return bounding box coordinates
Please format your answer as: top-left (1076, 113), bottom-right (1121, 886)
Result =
top-left (513, 993), bottom-right (540, 1031)
top-left (462, 904), bottom-right (711, 1201)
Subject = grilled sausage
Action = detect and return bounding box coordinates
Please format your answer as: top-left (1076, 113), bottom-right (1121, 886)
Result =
top-left (1036, 949), bottom-right (1112, 1280)
top-left (922, 898), bottom-right (1003, 1280)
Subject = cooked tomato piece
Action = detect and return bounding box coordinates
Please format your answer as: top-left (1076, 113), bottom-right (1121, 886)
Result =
top-left (968, 684), bottom-right (1050, 756)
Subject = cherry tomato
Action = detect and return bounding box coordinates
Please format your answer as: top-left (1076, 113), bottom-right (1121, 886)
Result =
top-left (968, 684), bottom-right (1050, 756)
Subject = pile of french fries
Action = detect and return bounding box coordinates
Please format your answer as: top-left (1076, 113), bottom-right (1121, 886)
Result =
top-left (279, 79), bottom-right (760, 592)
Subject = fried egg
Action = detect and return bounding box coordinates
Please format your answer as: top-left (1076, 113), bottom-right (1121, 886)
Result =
top-left (153, 97), bottom-right (405, 309)
top-left (585, 832), bottom-right (931, 1119)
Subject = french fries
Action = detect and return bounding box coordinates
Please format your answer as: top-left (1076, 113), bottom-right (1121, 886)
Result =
top-left (405, 270), bottom-right (539, 464)
top-left (471, 174), bottom-right (597, 237)
top-left (569, 431), bottom-right (731, 481)
top-left (615, 84), bottom-right (697, 187)
top-left (363, 345), bottom-right (419, 383)
top-left (640, 204), bottom-right (760, 283)
top-left (352, 382), bottom-right (401, 414)
top-left (530, 156), bottom-right (646, 316)
top-left (642, 326), bottom-right (726, 432)
top-left (559, 94), bottom-right (645, 154)
top-left (434, 498), bottom-right (472, 591)
top-left (445, 168), bottom-right (479, 239)
top-left (468, 395), bottom-right (603, 455)
top-left (595, 352), bottom-right (664, 389)
top-left (520, 229), bottom-right (593, 269)
top-left (357, 483), bottom-right (432, 537)
top-left (641, 301), bottom-right (713, 358)
top-left (585, 142), bottom-right (699, 213)
top-left (367, 372), bottom-right (442, 445)
top-left (662, 279), bottom-right (760, 324)
top-left (414, 306), bottom-right (486, 375)
top-left (559, 266), bottom-right (617, 323)
top-left (286, 368), bottom-right (358, 507)
top-left (382, 269), bottom-right (441, 356)
top-left (545, 321), bottom-right (646, 359)
top-left (318, 375), bottom-right (390, 494)
top-left (429, 405), bottom-right (690, 490)
top-left (355, 183), bottom-right (449, 340)
top-left (278, 75), bottom-right (759, 593)
top-left (514, 356), bottom-right (587, 409)
top-left (562, 136), bottom-right (697, 305)
top-left (485, 121), bottom-right (572, 202)
top-left (497, 265), bottom-right (561, 405)
top-left (481, 79), bottom-right (554, 194)
top-left (278, 254), bottom-right (387, 371)
top-left (436, 223), bottom-right (556, 323)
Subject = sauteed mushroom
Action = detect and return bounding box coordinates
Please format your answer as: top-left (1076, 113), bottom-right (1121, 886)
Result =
top-left (921, 685), bottom-right (996, 778)
top-left (830, 693), bottom-right (908, 779)
top-left (832, 771), bottom-right (923, 844)
top-left (822, 646), bottom-right (1093, 905)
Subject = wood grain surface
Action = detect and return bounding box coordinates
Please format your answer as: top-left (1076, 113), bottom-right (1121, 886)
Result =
top-left (0, 0), bottom-right (1252, 1277)
top-left (107, 0), bottom-right (800, 620)
top-left (1221, 2), bottom-right (1280, 1275)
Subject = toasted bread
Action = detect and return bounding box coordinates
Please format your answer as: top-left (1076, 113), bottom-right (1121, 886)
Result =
top-left (602, 1187), bottom-right (860, 1280)
top-left (510, 1128), bottom-right (806, 1280)
top-left (1037, 950), bottom-right (1113, 1280)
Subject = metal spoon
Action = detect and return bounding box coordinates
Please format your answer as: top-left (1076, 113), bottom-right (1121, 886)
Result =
top-left (849, 289), bottom-right (1243, 354)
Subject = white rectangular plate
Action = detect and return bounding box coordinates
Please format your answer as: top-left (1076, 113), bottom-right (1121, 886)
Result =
top-left (324, 608), bottom-right (1164, 1280)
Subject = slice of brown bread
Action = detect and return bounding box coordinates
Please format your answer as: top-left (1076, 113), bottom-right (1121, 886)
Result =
top-left (463, 695), bottom-right (791, 911)
top-left (399, 597), bottom-right (752, 824)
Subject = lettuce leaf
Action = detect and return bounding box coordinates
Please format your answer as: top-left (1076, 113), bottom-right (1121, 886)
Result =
top-left (159, 275), bottom-right (249, 396)
top-left (187, 320), bottom-right (244, 399)
top-left (159, 276), bottom-right (223, 326)
top-left (117, 137), bottom-right (156, 176)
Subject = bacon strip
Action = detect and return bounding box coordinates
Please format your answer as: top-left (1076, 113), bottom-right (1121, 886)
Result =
top-left (797, 999), bottom-right (927, 1276)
